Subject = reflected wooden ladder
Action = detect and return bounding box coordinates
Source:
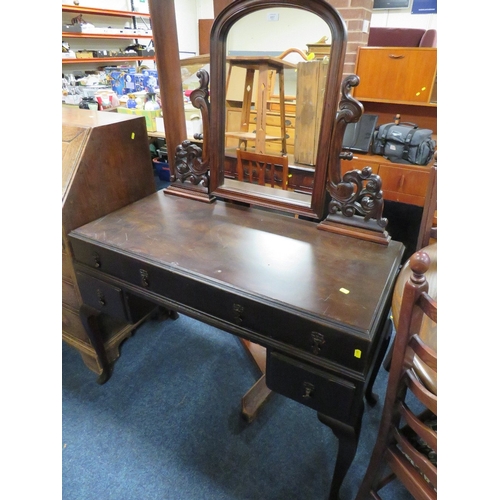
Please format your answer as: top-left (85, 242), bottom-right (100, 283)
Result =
top-left (225, 56), bottom-right (295, 155)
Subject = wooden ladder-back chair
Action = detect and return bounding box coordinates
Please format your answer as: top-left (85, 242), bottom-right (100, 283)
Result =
top-left (356, 250), bottom-right (437, 500)
top-left (236, 148), bottom-right (289, 190)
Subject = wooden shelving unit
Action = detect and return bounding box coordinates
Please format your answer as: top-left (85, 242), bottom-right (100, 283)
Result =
top-left (63, 56), bottom-right (155, 65)
top-left (62, 5), bottom-right (150, 19)
top-left (62, 4), bottom-right (154, 67)
top-left (62, 33), bottom-right (153, 40)
top-left (340, 46), bottom-right (438, 209)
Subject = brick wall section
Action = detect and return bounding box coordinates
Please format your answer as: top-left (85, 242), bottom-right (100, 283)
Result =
top-left (325, 0), bottom-right (374, 78)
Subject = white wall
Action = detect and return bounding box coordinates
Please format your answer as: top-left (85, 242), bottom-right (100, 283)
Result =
top-left (227, 8), bottom-right (330, 55)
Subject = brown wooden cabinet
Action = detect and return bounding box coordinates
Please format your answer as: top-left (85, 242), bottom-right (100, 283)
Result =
top-left (225, 107), bottom-right (296, 155)
top-left (341, 154), bottom-right (431, 207)
top-left (345, 45), bottom-right (437, 209)
top-left (353, 47), bottom-right (437, 106)
top-left (62, 107), bottom-right (157, 379)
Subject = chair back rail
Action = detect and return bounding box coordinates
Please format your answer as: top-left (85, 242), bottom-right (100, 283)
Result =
top-left (355, 250), bottom-right (437, 500)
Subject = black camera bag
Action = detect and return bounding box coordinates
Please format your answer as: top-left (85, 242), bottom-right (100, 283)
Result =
top-left (372, 122), bottom-right (435, 165)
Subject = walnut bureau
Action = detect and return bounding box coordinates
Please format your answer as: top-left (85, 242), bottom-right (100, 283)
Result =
top-left (68, 192), bottom-right (404, 499)
top-left (62, 107), bottom-right (157, 381)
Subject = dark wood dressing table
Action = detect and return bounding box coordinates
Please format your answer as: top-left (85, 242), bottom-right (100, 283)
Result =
top-left (69, 192), bottom-right (404, 499)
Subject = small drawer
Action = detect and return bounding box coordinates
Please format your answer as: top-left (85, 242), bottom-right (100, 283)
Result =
top-left (62, 305), bottom-right (90, 344)
top-left (378, 165), bottom-right (429, 195)
top-left (62, 250), bottom-right (73, 281)
top-left (266, 351), bottom-right (357, 421)
top-left (341, 158), bottom-right (380, 177)
top-left (62, 279), bottom-right (80, 310)
top-left (76, 271), bottom-right (130, 322)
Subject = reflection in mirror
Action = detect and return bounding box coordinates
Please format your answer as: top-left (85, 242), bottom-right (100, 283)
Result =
top-left (222, 8), bottom-right (330, 203)
top-left (224, 7), bottom-right (331, 198)
top-left (210, 0), bottom-right (348, 219)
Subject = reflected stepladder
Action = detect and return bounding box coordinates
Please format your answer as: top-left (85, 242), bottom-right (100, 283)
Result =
top-left (209, 0), bottom-right (349, 219)
top-left (223, 7), bottom-right (331, 198)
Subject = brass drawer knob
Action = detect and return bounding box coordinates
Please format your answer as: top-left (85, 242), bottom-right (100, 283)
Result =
top-left (96, 289), bottom-right (106, 306)
top-left (140, 269), bottom-right (149, 287)
top-left (310, 332), bottom-right (325, 355)
top-left (302, 382), bottom-right (315, 399)
top-left (233, 303), bottom-right (244, 324)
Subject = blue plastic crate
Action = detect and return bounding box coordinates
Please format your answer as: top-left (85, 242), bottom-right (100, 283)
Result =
top-left (153, 158), bottom-right (170, 182)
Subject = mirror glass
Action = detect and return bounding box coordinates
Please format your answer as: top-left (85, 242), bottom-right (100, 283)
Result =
top-left (209, 2), bottom-right (347, 218)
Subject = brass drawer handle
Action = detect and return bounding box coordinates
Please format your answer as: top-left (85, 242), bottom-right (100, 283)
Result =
top-left (233, 303), bottom-right (244, 324)
top-left (310, 332), bottom-right (326, 355)
top-left (140, 269), bottom-right (149, 287)
top-left (389, 54), bottom-right (405, 59)
top-left (93, 252), bottom-right (101, 268)
top-left (302, 382), bottom-right (315, 399)
top-left (96, 289), bottom-right (106, 306)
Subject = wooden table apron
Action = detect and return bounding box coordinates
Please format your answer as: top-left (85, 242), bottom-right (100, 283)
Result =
top-left (68, 192), bottom-right (404, 499)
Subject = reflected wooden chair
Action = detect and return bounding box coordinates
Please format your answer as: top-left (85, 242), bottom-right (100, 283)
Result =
top-left (236, 148), bottom-right (289, 190)
top-left (355, 250), bottom-right (437, 500)
top-left (235, 147), bottom-right (289, 421)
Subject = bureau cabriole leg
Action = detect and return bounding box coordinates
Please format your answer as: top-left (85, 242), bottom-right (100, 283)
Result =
top-left (318, 408), bottom-right (364, 500)
top-left (79, 304), bottom-right (112, 385)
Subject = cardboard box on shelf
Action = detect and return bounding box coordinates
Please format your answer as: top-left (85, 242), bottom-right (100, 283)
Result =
top-left (76, 51), bottom-right (94, 59)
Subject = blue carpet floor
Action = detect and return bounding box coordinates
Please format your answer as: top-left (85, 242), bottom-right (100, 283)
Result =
top-left (62, 313), bottom-right (413, 500)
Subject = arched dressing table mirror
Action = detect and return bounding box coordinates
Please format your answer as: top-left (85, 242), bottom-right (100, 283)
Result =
top-left (209, 0), bottom-right (348, 219)
top-left (168, 0), bottom-right (388, 242)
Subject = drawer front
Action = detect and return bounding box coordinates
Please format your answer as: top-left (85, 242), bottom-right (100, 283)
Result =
top-left (341, 158), bottom-right (380, 177)
top-left (266, 142), bottom-right (294, 155)
top-left (250, 112), bottom-right (296, 129)
top-left (378, 164), bottom-right (429, 206)
top-left (354, 47), bottom-right (437, 104)
top-left (62, 279), bottom-right (80, 310)
top-left (62, 305), bottom-right (90, 344)
top-left (70, 239), bottom-right (376, 373)
top-left (76, 271), bottom-right (130, 323)
top-left (266, 351), bottom-right (358, 421)
top-left (62, 250), bottom-right (74, 281)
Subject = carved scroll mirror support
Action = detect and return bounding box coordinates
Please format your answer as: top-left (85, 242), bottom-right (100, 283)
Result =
top-left (166, 69), bottom-right (216, 203)
top-left (150, 0), bottom-right (390, 242)
top-left (318, 76), bottom-right (390, 245)
top-left (165, 70), bottom-right (215, 203)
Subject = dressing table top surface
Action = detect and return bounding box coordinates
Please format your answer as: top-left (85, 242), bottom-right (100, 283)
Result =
top-left (70, 192), bottom-right (404, 337)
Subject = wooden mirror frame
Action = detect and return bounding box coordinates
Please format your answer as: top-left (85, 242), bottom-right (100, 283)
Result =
top-left (209, 0), bottom-right (348, 219)
top-left (155, 0), bottom-right (388, 241)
